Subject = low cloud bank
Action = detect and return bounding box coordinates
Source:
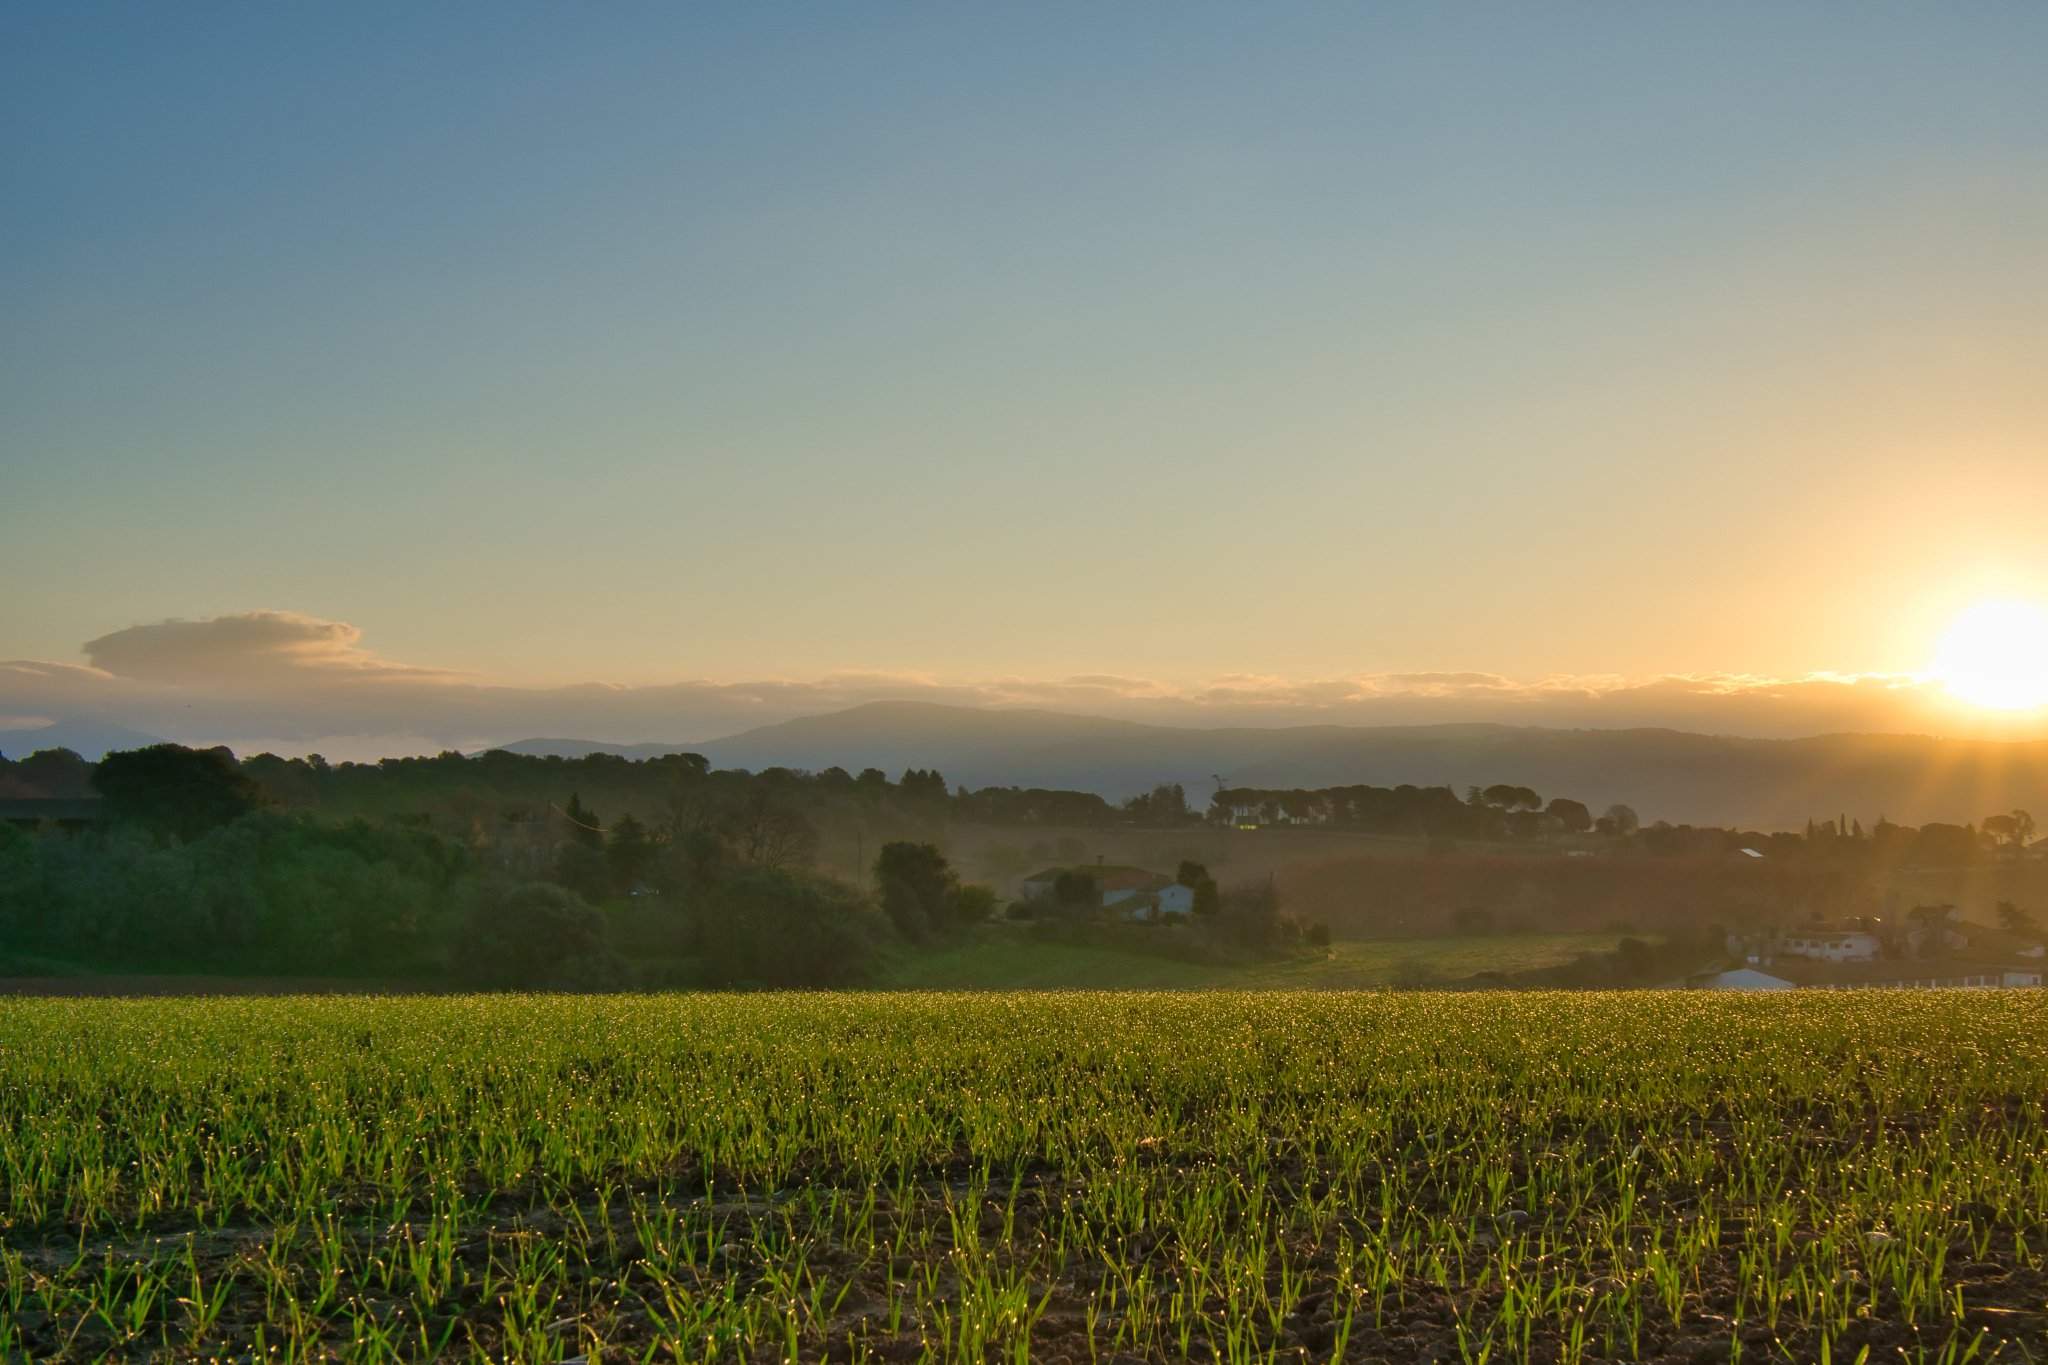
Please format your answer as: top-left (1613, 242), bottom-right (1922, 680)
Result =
top-left (3, 610), bottom-right (2039, 760)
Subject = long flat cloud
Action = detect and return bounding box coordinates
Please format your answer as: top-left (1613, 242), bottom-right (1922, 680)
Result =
top-left (2, 610), bottom-right (2041, 760)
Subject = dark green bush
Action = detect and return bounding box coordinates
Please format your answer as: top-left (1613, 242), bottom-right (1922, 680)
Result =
top-left (459, 881), bottom-right (626, 989)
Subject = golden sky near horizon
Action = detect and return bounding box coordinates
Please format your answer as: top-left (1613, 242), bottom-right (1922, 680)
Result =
top-left (3, 4), bottom-right (2047, 741)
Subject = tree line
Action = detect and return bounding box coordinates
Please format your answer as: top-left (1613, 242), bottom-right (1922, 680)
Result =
top-left (0, 744), bottom-right (1006, 988)
top-left (4, 743), bottom-right (2037, 989)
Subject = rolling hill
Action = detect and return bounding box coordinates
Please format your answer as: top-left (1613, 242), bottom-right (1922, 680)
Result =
top-left (500, 700), bottom-right (2048, 830)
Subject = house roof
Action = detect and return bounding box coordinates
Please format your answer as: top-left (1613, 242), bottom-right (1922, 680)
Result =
top-left (1021, 865), bottom-right (1170, 891)
top-left (1783, 921), bottom-right (1882, 938)
top-left (1095, 866), bottom-right (1172, 891)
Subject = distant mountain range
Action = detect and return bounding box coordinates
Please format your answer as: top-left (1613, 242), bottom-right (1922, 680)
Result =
top-left (495, 701), bottom-right (2048, 830)
top-left (0, 718), bottom-right (167, 762)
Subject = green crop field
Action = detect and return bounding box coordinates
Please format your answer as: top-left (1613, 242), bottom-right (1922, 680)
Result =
top-left (2, 993), bottom-right (2044, 1363)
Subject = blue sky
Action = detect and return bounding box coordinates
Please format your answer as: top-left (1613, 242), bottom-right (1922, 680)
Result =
top-left (4, 3), bottom-right (2047, 724)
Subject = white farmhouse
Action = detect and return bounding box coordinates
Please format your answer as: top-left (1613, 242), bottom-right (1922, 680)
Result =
top-left (1019, 864), bottom-right (1183, 916)
top-left (1775, 925), bottom-right (1882, 963)
top-left (1122, 884), bottom-right (1197, 922)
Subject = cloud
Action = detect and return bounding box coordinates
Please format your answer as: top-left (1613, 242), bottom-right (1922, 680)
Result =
top-left (82, 611), bottom-right (453, 683)
top-left (6, 609), bottom-right (2047, 760)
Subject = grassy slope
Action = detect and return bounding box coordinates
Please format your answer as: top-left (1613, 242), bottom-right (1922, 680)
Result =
top-left (873, 926), bottom-right (1635, 990)
top-left (3, 916), bottom-right (1631, 994)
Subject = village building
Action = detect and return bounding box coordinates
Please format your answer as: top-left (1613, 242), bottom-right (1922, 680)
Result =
top-left (1692, 959), bottom-right (2044, 991)
top-left (1775, 924), bottom-right (1882, 962)
top-left (1703, 909), bottom-right (2046, 990)
top-left (1017, 865), bottom-right (1196, 920)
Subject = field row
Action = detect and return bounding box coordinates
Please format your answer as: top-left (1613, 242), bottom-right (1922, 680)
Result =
top-left (1, 992), bottom-right (2044, 1361)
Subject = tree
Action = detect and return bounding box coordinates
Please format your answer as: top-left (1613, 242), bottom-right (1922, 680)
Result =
top-left (10, 747), bottom-right (95, 798)
top-left (719, 788), bottom-right (818, 870)
top-left (605, 813), bottom-right (656, 891)
top-left (1997, 900), bottom-right (2038, 933)
top-left (1176, 859), bottom-right (1221, 916)
top-left (552, 840), bottom-right (611, 903)
top-left (1983, 810), bottom-right (2035, 853)
top-left (1598, 804), bottom-right (1639, 837)
top-left (1910, 824), bottom-right (1978, 866)
top-left (954, 884), bottom-right (999, 922)
top-left (459, 882), bottom-right (625, 988)
top-left (92, 744), bottom-right (259, 841)
top-left (648, 751), bottom-right (710, 781)
top-left (898, 769), bottom-right (949, 803)
top-left (875, 841), bottom-right (959, 939)
top-left (1126, 784), bottom-right (1191, 823)
top-left (561, 793), bottom-right (604, 850)
top-left (700, 868), bottom-right (881, 987)
top-left (1544, 798), bottom-right (1593, 834)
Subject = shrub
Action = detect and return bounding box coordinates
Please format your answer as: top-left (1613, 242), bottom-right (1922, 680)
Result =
top-left (954, 884), bottom-right (999, 922)
top-left (701, 867), bottom-right (882, 987)
top-left (876, 842), bottom-right (959, 940)
top-left (459, 882), bottom-right (625, 989)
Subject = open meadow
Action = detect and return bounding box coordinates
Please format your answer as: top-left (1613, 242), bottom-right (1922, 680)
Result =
top-left (3, 992), bottom-right (2045, 1363)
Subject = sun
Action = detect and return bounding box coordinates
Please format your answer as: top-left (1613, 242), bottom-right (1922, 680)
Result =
top-left (1929, 599), bottom-right (2048, 711)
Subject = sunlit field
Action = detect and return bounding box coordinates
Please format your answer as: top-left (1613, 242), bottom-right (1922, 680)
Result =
top-left (4, 993), bottom-right (2045, 1362)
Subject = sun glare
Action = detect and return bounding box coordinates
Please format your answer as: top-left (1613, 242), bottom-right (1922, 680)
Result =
top-left (1930, 599), bottom-right (2048, 711)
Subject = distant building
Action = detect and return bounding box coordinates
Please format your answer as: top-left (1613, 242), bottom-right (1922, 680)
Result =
top-left (1726, 922), bottom-right (1882, 965)
top-left (1789, 959), bottom-right (2040, 989)
top-left (1210, 795), bottom-right (1332, 828)
top-left (1019, 865), bottom-right (1190, 919)
top-left (1691, 959), bottom-right (2043, 991)
top-left (1021, 864), bottom-right (1162, 900)
top-left (1776, 925), bottom-right (1882, 963)
top-left (1704, 909), bottom-right (2044, 990)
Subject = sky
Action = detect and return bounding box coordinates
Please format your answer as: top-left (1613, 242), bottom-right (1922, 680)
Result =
top-left (4, 4), bottom-right (2048, 754)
